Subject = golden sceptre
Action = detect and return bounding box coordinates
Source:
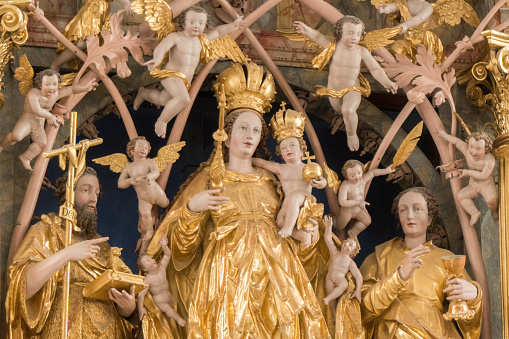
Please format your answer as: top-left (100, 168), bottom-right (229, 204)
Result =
top-left (210, 84), bottom-right (228, 189)
top-left (42, 112), bottom-right (102, 338)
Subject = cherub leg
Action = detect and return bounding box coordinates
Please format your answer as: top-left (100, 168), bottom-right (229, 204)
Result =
top-left (347, 211), bottom-right (371, 237)
top-left (0, 116), bottom-right (33, 153)
top-left (341, 91), bottom-right (362, 151)
top-left (291, 229), bottom-right (312, 248)
top-left (458, 186), bottom-right (481, 225)
top-left (51, 39), bottom-right (87, 72)
top-left (159, 303), bottom-right (186, 327)
top-left (138, 200), bottom-right (155, 253)
top-left (323, 280), bottom-right (348, 305)
top-left (325, 279), bottom-right (338, 320)
top-left (336, 208), bottom-right (353, 231)
top-left (279, 193), bottom-right (306, 238)
top-left (155, 78), bottom-right (191, 138)
top-left (19, 127), bottom-right (47, 171)
top-left (482, 184), bottom-right (499, 223)
top-left (329, 97), bottom-right (344, 135)
top-left (133, 86), bottom-right (171, 110)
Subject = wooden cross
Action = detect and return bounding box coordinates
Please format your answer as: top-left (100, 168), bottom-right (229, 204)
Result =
top-left (42, 112), bottom-right (102, 339)
top-left (302, 151), bottom-right (315, 163)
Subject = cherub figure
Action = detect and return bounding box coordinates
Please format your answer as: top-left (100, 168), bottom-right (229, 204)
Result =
top-left (93, 138), bottom-right (185, 253)
top-left (437, 129), bottom-right (498, 225)
top-left (323, 215), bottom-right (362, 318)
top-left (294, 16), bottom-right (398, 151)
top-left (336, 159), bottom-right (394, 237)
top-left (137, 237), bottom-right (186, 327)
top-left (133, 5), bottom-right (247, 138)
top-left (376, 0), bottom-right (480, 64)
top-left (252, 108), bottom-right (326, 247)
top-left (50, 0), bottom-right (133, 71)
top-left (0, 64), bottom-right (98, 170)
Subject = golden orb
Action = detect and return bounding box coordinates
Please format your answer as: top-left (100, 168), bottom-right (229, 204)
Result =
top-left (302, 163), bottom-right (323, 181)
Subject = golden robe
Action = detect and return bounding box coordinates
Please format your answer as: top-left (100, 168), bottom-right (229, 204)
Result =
top-left (6, 214), bottom-right (134, 338)
top-left (146, 167), bottom-right (330, 338)
top-left (359, 238), bottom-right (482, 339)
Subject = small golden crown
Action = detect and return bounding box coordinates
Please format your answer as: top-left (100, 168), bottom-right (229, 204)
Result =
top-left (213, 62), bottom-right (275, 115)
top-left (269, 103), bottom-right (306, 143)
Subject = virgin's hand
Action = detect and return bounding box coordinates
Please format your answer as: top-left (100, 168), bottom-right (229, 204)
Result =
top-left (187, 188), bottom-right (231, 213)
top-left (109, 285), bottom-right (136, 318)
top-left (398, 245), bottom-right (430, 281)
top-left (443, 278), bottom-right (478, 301)
top-left (310, 176), bottom-right (326, 189)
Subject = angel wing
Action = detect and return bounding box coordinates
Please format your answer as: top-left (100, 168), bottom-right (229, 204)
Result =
top-left (59, 73), bottom-right (78, 88)
top-left (154, 141), bottom-right (186, 172)
top-left (199, 35), bottom-right (248, 64)
top-left (92, 153), bottom-right (130, 173)
top-left (14, 54), bottom-right (34, 96)
top-left (323, 163), bottom-right (341, 194)
top-left (359, 27), bottom-right (402, 52)
top-left (431, 0), bottom-right (480, 28)
top-left (131, 0), bottom-right (175, 41)
top-left (279, 31), bottom-right (322, 50)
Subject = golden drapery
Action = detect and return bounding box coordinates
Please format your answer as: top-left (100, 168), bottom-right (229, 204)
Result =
top-left (56, 0), bottom-right (113, 68)
top-left (145, 167), bottom-right (331, 338)
top-left (360, 238), bottom-right (482, 339)
top-left (6, 213), bottom-right (134, 338)
top-left (390, 0), bottom-right (444, 64)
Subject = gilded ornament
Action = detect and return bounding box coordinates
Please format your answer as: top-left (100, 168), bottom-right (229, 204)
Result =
top-left (0, 2), bottom-right (29, 109)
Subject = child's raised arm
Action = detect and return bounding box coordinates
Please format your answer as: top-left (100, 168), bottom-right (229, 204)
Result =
top-left (323, 215), bottom-right (337, 254)
top-left (436, 128), bottom-right (468, 155)
top-left (207, 16), bottom-right (246, 41)
top-left (158, 237), bottom-right (172, 270)
top-left (294, 21), bottom-right (331, 48)
top-left (365, 164), bottom-right (395, 181)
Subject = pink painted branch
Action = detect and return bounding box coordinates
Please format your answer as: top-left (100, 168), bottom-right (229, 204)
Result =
top-left (30, 5), bottom-right (138, 139)
top-left (7, 125), bottom-right (58, 264)
top-left (296, 0), bottom-right (343, 24)
top-left (156, 0), bottom-right (285, 189)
